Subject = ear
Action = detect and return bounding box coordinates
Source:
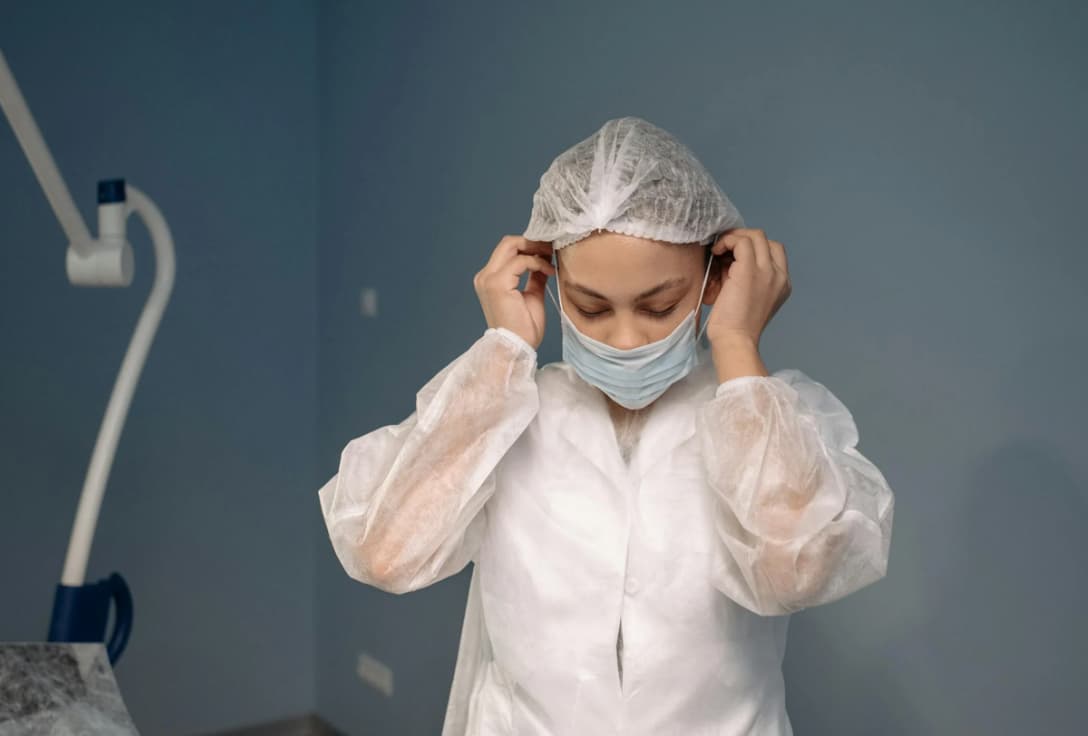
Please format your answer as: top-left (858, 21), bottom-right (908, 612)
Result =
top-left (702, 255), bottom-right (724, 305)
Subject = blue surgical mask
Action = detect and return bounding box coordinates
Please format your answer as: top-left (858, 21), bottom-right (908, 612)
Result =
top-left (547, 253), bottom-right (714, 410)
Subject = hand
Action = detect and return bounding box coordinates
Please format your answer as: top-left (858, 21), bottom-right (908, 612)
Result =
top-left (704, 228), bottom-right (792, 349)
top-left (474, 236), bottom-right (555, 349)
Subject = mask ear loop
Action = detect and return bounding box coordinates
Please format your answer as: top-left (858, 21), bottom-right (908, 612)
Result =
top-left (695, 248), bottom-right (716, 343)
top-left (546, 250), bottom-right (564, 316)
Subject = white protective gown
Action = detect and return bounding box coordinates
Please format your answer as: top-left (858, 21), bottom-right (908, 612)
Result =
top-left (318, 327), bottom-right (895, 735)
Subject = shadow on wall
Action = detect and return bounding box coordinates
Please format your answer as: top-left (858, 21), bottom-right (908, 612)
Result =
top-left (923, 439), bottom-right (1086, 733)
top-left (783, 607), bottom-right (925, 734)
top-left (779, 438), bottom-right (1086, 734)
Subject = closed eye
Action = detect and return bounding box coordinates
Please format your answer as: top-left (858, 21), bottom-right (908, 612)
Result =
top-left (577, 304), bottom-right (679, 319)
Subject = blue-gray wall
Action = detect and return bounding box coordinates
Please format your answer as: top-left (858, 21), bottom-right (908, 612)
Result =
top-left (314, 1), bottom-right (1086, 734)
top-left (2, 0), bottom-right (1084, 734)
top-left (0, 2), bottom-right (317, 733)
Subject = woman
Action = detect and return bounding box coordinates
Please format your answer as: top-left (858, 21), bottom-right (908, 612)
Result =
top-left (318, 117), bottom-right (895, 735)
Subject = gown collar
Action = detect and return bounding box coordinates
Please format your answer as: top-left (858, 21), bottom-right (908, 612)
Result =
top-left (549, 344), bottom-right (719, 486)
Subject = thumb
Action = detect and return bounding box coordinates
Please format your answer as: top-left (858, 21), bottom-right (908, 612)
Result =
top-left (523, 269), bottom-right (548, 301)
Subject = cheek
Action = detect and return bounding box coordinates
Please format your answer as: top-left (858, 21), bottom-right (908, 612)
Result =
top-left (567, 313), bottom-right (599, 337)
top-left (657, 308), bottom-right (694, 337)
top-left (618, 311), bottom-right (693, 344)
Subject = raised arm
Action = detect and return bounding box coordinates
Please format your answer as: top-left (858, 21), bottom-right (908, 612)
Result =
top-left (696, 368), bottom-right (895, 616)
top-left (318, 327), bottom-right (539, 594)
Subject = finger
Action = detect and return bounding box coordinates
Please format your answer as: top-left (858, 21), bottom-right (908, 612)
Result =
top-left (716, 227), bottom-right (754, 251)
top-left (520, 238), bottom-right (553, 251)
top-left (485, 236), bottom-right (524, 270)
top-left (499, 254), bottom-right (556, 289)
top-left (713, 231), bottom-right (747, 259)
top-left (719, 233), bottom-right (755, 272)
top-left (768, 240), bottom-right (788, 274)
top-left (522, 245), bottom-right (554, 270)
top-left (743, 229), bottom-right (772, 270)
top-left (711, 232), bottom-right (732, 256)
top-left (515, 253), bottom-right (556, 275)
top-left (488, 237), bottom-right (554, 272)
top-left (713, 248), bottom-right (736, 274)
top-left (523, 269), bottom-right (548, 299)
top-left (486, 236), bottom-right (548, 268)
top-left (517, 240), bottom-right (554, 259)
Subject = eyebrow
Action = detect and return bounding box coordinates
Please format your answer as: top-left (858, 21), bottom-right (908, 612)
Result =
top-left (567, 278), bottom-right (686, 302)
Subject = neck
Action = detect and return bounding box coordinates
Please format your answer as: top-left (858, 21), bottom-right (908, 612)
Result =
top-left (606, 394), bottom-right (648, 419)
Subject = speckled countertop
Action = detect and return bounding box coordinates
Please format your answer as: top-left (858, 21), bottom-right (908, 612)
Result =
top-left (0, 642), bottom-right (138, 734)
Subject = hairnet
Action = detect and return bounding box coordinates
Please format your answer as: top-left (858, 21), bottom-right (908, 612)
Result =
top-left (523, 116), bottom-right (745, 250)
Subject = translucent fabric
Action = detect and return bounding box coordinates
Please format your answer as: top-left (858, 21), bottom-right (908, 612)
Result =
top-left (697, 370), bottom-right (896, 615)
top-left (318, 332), bottom-right (895, 735)
top-left (523, 116), bottom-right (745, 249)
top-left (317, 328), bottom-right (539, 595)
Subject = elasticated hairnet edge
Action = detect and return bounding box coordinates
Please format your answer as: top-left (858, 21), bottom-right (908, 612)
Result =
top-left (547, 222), bottom-right (732, 250)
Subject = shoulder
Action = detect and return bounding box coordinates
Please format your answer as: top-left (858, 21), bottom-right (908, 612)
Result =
top-left (536, 359), bottom-right (577, 393)
top-left (767, 367), bottom-right (852, 415)
top-left (534, 360), bottom-right (591, 414)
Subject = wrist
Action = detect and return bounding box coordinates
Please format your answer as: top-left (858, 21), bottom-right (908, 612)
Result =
top-left (708, 330), bottom-right (759, 353)
top-left (491, 326), bottom-right (538, 356)
top-left (713, 339), bottom-right (760, 355)
top-left (710, 335), bottom-right (768, 382)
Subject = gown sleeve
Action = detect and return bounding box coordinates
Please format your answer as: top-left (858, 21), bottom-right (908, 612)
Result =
top-left (695, 367), bottom-right (895, 616)
top-left (318, 327), bottom-right (540, 594)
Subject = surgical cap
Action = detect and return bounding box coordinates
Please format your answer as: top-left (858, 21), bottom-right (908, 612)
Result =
top-left (523, 116), bottom-right (745, 250)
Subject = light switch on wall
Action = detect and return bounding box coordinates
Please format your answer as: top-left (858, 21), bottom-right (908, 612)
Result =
top-left (357, 651), bottom-right (394, 697)
top-left (360, 287), bottom-right (379, 317)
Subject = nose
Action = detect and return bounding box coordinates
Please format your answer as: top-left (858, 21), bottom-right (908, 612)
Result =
top-left (607, 318), bottom-right (648, 350)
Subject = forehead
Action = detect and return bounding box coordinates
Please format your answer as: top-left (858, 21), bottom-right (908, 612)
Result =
top-left (558, 233), bottom-right (702, 294)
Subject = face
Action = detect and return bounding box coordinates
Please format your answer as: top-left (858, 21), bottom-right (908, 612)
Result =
top-left (556, 230), bottom-right (723, 350)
